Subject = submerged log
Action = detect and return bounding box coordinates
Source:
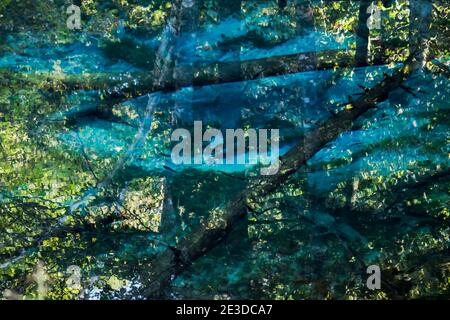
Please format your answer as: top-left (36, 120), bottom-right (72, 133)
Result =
top-left (139, 59), bottom-right (417, 298)
top-left (137, 12), bottom-right (429, 296)
top-left (29, 48), bottom-right (351, 100)
top-left (37, 48), bottom-right (355, 123)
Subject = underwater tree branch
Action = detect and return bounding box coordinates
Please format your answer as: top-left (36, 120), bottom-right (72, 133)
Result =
top-left (139, 56), bottom-right (420, 298)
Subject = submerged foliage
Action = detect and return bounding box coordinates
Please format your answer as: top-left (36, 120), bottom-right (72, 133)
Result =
top-left (0, 0), bottom-right (449, 300)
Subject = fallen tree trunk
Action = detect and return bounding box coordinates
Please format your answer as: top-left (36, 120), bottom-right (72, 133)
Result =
top-left (42, 49), bottom-right (359, 123)
top-left (139, 60), bottom-right (416, 298)
top-left (138, 0), bottom-right (435, 288)
top-left (22, 49), bottom-right (352, 100)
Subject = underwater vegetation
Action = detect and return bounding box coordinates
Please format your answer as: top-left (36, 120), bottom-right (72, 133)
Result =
top-left (0, 0), bottom-right (449, 300)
